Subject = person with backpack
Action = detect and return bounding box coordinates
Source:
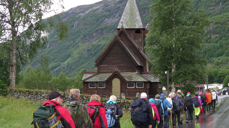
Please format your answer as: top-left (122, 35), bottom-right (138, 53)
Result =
top-left (105, 95), bottom-right (123, 128)
top-left (193, 93), bottom-right (202, 119)
top-left (149, 98), bottom-right (160, 128)
top-left (205, 89), bottom-right (212, 111)
top-left (33, 91), bottom-right (76, 128)
top-left (155, 94), bottom-right (164, 128)
top-left (171, 92), bottom-right (183, 128)
top-left (131, 92), bottom-right (153, 128)
top-left (211, 89), bottom-right (218, 111)
top-left (64, 89), bottom-right (93, 128)
top-left (87, 94), bottom-right (108, 128)
top-left (176, 90), bottom-right (185, 124)
top-left (160, 93), bottom-right (172, 128)
top-left (201, 91), bottom-right (207, 113)
top-left (184, 92), bottom-right (195, 123)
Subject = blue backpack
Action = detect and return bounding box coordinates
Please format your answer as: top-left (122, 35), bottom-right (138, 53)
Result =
top-left (105, 104), bottom-right (116, 127)
top-left (130, 99), bottom-right (148, 125)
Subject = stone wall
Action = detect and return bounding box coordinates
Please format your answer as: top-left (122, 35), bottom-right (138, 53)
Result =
top-left (8, 88), bottom-right (132, 110)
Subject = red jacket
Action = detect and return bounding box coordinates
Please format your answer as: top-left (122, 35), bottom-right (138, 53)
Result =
top-left (87, 100), bottom-right (108, 128)
top-left (43, 100), bottom-right (76, 128)
top-left (150, 103), bottom-right (160, 121)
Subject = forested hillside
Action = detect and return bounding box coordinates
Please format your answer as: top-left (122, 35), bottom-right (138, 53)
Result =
top-left (27, 0), bottom-right (229, 83)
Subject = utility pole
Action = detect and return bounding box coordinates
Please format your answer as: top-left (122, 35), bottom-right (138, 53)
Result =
top-left (165, 71), bottom-right (170, 95)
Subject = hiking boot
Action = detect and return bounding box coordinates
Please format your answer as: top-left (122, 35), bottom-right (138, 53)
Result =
top-left (197, 116), bottom-right (199, 119)
top-left (186, 120), bottom-right (189, 123)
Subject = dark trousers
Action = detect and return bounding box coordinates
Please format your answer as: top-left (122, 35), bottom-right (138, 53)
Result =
top-left (186, 109), bottom-right (193, 120)
top-left (152, 120), bottom-right (156, 128)
top-left (208, 102), bottom-right (212, 111)
top-left (202, 102), bottom-right (207, 112)
top-left (172, 110), bottom-right (181, 127)
top-left (163, 115), bottom-right (170, 128)
top-left (157, 117), bottom-right (163, 128)
top-left (212, 100), bottom-right (216, 110)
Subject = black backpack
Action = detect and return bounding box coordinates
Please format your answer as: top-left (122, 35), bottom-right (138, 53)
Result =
top-left (155, 100), bottom-right (163, 118)
top-left (201, 94), bottom-right (206, 103)
top-left (184, 96), bottom-right (193, 108)
top-left (130, 99), bottom-right (148, 125)
top-left (193, 97), bottom-right (200, 107)
top-left (172, 97), bottom-right (180, 112)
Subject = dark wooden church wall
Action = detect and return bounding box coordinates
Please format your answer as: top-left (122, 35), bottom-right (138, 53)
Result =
top-left (119, 32), bottom-right (147, 72)
top-left (148, 82), bottom-right (160, 98)
top-left (99, 41), bottom-right (136, 73)
top-left (83, 83), bottom-right (110, 97)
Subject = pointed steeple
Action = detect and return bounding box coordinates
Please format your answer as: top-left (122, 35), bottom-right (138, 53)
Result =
top-left (117, 0), bottom-right (144, 29)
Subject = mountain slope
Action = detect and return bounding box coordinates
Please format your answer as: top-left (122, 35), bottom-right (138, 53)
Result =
top-left (29, 0), bottom-right (229, 79)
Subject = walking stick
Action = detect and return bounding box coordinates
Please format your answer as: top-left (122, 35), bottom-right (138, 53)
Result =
top-left (171, 109), bottom-right (173, 128)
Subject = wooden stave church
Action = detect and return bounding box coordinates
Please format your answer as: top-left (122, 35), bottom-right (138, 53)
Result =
top-left (82, 0), bottom-right (161, 99)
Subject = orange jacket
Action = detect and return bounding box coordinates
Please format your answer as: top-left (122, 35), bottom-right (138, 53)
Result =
top-left (206, 92), bottom-right (212, 103)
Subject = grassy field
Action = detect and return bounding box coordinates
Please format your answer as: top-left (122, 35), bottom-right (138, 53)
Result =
top-left (0, 96), bottom-right (184, 128)
top-left (0, 96), bottom-right (38, 128)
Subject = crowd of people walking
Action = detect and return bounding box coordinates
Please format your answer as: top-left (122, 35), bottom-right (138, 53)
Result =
top-left (32, 88), bottom-right (218, 128)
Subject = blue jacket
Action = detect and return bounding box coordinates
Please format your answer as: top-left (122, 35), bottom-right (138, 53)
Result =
top-left (155, 99), bottom-right (165, 117)
top-left (160, 97), bottom-right (172, 116)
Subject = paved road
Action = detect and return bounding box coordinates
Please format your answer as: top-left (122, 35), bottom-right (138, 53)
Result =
top-left (179, 95), bottom-right (229, 128)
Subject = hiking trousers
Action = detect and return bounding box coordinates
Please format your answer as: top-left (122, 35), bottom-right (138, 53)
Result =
top-left (163, 115), bottom-right (170, 128)
top-left (212, 100), bottom-right (216, 111)
top-left (194, 107), bottom-right (200, 116)
top-left (157, 117), bottom-right (163, 128)
top-left (172, 110), bottom-right (181, 127)
top-left (186, 109), bottom-right (193, 120)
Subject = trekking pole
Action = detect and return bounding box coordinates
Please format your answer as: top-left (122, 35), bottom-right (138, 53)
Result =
top-left (170, 109), bottom-right (173, 128)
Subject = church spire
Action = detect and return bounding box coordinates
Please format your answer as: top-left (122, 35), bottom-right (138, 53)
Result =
top-left (117, 0), bottom-right (144, 29)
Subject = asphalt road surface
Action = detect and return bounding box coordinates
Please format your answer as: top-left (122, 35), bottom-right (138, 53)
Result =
top-left (179, 95), bottom-right (229, 128)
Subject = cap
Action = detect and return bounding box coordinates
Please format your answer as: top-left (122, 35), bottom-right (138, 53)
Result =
top-left (149, 98), bottom-right (155, 103)
top-left (49, 91), bottom-right (64, 100)
top-left (199, 92), bottom-right (202, 95)
top-left (160, 93), bottom-right (165, 98)
top-left (177, 89), bottom-right (181, 93)
top-left (140, 92), bottom-right (147, 98)
top-left (187, 92), bottom-right (191, 95)
top-left (195, 93), bottom-right (198, 96)
top-left (203, 90), bottom-right (206, 93)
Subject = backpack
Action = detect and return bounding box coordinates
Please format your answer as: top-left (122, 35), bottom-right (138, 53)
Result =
top-left (184, 96), bottom-right (193, 108)
top-left (212, 91), bottom-right (217, 100)
top-left (87, 105), bottom-right (106, 128)
top-left (130, 99), bottom-right (148, 125)
top-left (155, 100), bottom-right (163, 118)
top-left (193, 97), bottom-right (200, 107)
top-left (105, 104), bottom-right (117, 127)
top-left (172, 97), bottom-right (180, 112)
top-left (201, 94), bottom-right (206, 103)
top-left (32, 104), bottom-right (64, 128)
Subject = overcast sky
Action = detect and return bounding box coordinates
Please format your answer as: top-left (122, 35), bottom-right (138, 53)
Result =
top-left (43, 0), bottom-right (102, 18)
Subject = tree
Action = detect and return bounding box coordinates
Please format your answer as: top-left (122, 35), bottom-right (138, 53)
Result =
top-left (0, 0), bottom-right (69, 88)
top-left (223, 75), bottom-right (229, 87)
top-left (146, 0), bottom-right (209, 91)
top-left (71, 69), bottom-right (85, 92)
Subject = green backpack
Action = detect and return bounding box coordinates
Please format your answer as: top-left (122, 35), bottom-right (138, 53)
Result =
top-left (31, 104), bottom-right (64, 128)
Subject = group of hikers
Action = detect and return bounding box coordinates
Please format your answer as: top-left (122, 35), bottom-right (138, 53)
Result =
top-left (131, 89), bottom-right (218, 128)
top-left (32, 88), bottom-right (218, 128)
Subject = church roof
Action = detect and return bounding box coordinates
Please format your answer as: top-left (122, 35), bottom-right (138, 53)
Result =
top-left (117, 0), bottom-right (144, 29)
top-left (82, 72), bottom-right (159, 82)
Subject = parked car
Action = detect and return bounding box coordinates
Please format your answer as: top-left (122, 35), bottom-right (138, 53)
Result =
top-left (221, 87), bottom-right (229, 95)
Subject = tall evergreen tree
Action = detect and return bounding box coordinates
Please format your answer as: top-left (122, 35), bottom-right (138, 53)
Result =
top-left (146, 0), bottom-right (209, 89)
top-left (0, 0), bottom-right (69, 88)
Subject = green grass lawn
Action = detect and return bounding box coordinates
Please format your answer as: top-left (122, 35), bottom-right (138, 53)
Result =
top-left (0, 96), bottom-right (37, 128)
